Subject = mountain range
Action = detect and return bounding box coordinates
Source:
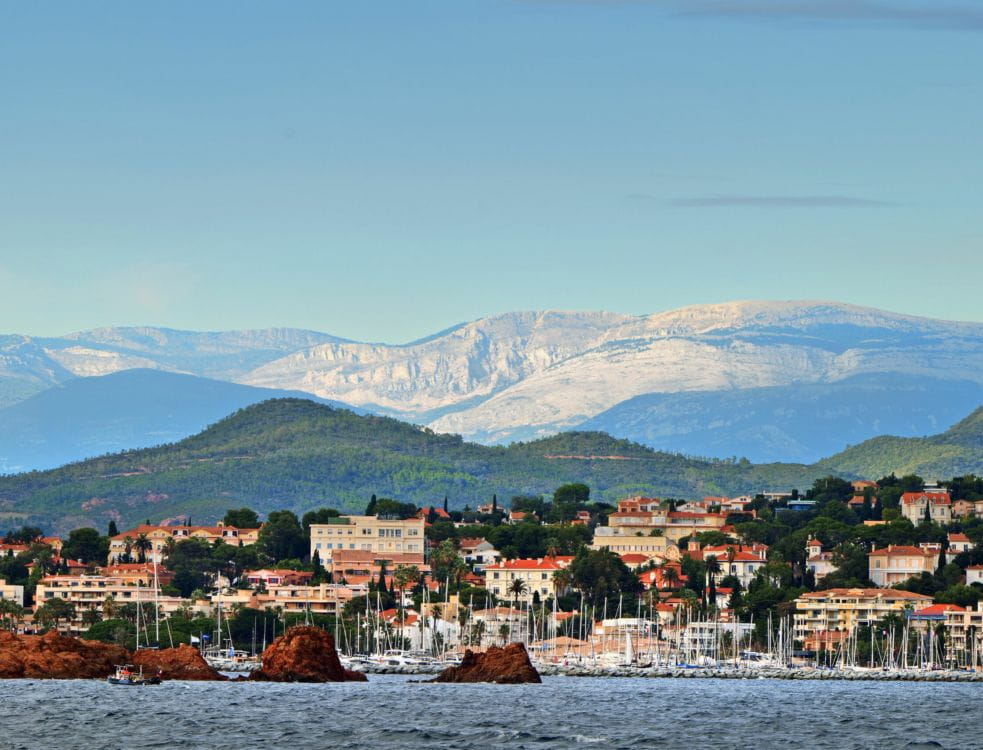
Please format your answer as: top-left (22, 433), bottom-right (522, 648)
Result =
top-left (2, 301), bottom-right (981, 468)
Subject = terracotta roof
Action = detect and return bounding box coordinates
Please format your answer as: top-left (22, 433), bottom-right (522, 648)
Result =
top-left (868, 545), bottom-right (934, 557)
top-left (901, 491), bottom-right (951, 505)
top-left (485, 556), bottom-right (573, 571)
top-left (913, 604), bottom-right (965, 615)
top-left (800, 588), bottom-right (932, 600)
top-left (948, 533), bottom-right (971, 543)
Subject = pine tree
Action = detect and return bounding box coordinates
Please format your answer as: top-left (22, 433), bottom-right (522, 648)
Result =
top-left (443, 496), bottom-right (449, 514)
top-left (492, 494), bottom-right (497, 513)
top-left (377, 561), bottom-right (389, 595)
top-left (108, 520), bottom-right (119, 537)
top-left (312, 550), bottom-right (323, 583)
top-left (366, 495), bottom-right (378, 516)
top-left (923, 500), bottom-right (933, 525)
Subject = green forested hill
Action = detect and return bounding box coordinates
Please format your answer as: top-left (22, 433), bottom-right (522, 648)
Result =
top-left (818, 406), bottom-right (983, 479)
top-left (0, 399), bottom-right (821, 533)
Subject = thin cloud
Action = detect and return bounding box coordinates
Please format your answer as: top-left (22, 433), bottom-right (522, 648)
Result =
top-left (676, 1), bottom-right (983, 30)
top-left (533, 1), bottom-right (983, 31)
top-left (668, 194), bottom-right (896, 208)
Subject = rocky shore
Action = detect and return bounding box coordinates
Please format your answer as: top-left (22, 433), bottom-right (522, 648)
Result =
top-left (356, 661), bottom-right (983, 683)
top-left (430, 643), bottom-right (541, 684)
top-left (250, 626), bottom-right (366, 682)
top-left (0, 631), bottom-right (224, 680)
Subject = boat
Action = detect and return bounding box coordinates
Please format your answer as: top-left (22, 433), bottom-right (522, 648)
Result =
top-left (107, 664), bottom-right (161, 686)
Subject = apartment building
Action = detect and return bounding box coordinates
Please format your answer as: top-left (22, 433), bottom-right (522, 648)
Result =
top-left (213, 582), bottom-right (366, 619)
top-left (868, 545), bottom-right (937, 587)
top-left (309, 515), bottom-right (425, 561)
top-left (35, 570), bottom-right (187, 634)
top-left (108, 523), bottom-right (259, 564)
top-left (793, 588), bottom-right (932, 643)
top-left (0, 578), bottom-right (24, 607)
top-left (484, 557), bottom-right (573, 605)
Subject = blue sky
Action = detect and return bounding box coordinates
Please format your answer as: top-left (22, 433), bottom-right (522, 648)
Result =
top-left (1, 1), bottom-right (981, 342)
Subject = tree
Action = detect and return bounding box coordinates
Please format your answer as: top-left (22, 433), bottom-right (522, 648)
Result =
top-left (107, 520), bottom-right (119, 538)
top-left (365, 495), bottom-right (378, 516)
top-left (301, 508), bottom-right (341, 535)
top-left (35, 598), bottom-right (76, 631)
top-left (0, 599), bottom-right (25, 632)
top-left (222, 508), bottom-right (261, 529)
top-left (81, 606), bottom-right (102, 627)
top-left (661, 564), bottom-right (680, 592)
top-left (257, 511), bottom-right (306, 563)
top-left (393, 564), bottom-right (420, 613)
top-left (705, 555), bottom-right (721, 609)
top-left (61, 527), bottom-right (107, 564)
top-left (568, 548), bottom-right (642, 610)
top-left (134, 533), bottom-right (152, 564)
top-left (508, 578), bottom-right (528, 613)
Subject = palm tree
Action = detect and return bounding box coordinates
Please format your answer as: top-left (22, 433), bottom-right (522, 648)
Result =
top-left (393, 564), bottom-right (419, 619)
top-left (102, 596), bottom-right (119, 620)
top-left (553, 568), bottom-right (573, 599)
top-left (661, 564), bottom-right (680, 593)
top-left (508, 578), bottom-right (528, 614)
top-left (122, 536), bottom-right (135, 563)
top-left (498, 623), bottom-right (510, 645)
top-left (134, 533), bottom-right (152, 564)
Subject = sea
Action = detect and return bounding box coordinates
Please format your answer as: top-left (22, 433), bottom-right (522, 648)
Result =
top-left (0, 675), bottom-right (973, 750)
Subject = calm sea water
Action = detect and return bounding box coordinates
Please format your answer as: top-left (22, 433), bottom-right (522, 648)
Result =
top-left (0, 675), bottom-right (974, 750)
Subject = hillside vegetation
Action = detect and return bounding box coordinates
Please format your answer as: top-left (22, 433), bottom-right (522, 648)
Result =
top-left (0, 399), bottom-right (820, 534)
top-left (819, 407), bottom-right (983, 478)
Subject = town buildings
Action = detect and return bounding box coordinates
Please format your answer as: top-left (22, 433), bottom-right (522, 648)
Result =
top-left (0, 578), bottom-right (24, 607)
top-left (900, 490), bottom-right (952, 525)
top-left (458, 538), bottom-right (500, 572)
top-left (309, 515), bottom-right (426, 561)
top-left (868, 545), bottom-right (938, 587)
top-left (108, 523), bottom-right (259, 564)
top-left (806, 538), bottom-right (837, 580)
top-left (793, 588), bottom-right (933, 644)
top-left (484, 556), bottom-right (573, 605)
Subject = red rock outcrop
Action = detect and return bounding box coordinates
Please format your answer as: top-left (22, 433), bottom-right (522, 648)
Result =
top-left (131, 644), bottom-right (226, 681)
top-left (250, 626), bottom-right (367, 682)
top-left (0, 630), bottom-right (129, 679)
top-left (431, 643), bottom-right (541, 684)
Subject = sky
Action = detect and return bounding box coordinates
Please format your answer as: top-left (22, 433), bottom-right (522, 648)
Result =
top-left (1, 0), bottom-right (981, 342)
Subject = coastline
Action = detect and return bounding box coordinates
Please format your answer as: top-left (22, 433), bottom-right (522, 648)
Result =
top-left (355, 662), bottom-right (983, 683)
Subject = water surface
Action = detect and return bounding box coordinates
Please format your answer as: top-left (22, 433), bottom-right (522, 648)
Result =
top-left (0, 675), bottom-right (972, 749)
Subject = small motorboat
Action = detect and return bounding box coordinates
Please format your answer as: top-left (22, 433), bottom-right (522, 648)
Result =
top-left (107, 664), bottom-right (162, 686)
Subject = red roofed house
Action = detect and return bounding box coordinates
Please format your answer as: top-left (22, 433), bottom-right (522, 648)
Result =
top-left (484, 556), bottom-right (574, 605)
top-left (700, 543), bottom-right (769, 588)
top-left (458, 538), bottom-right (500, 572)
top-left (806, 538), bottom-right (837, 581)
top-left (868, 545), bottom-right (938, 587)
top-left (900, 491), bottom-right (952, 525)
top-left (947, 532), bottom-right (974, 563)
top-left (966, 565), bottom-right (983, 586)
top-left (416, 506), bottom-right (451, 523)
top-left (637, 561), bottom-right (686, 592)
top-left (908, 603), bottom-right (966, 635)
